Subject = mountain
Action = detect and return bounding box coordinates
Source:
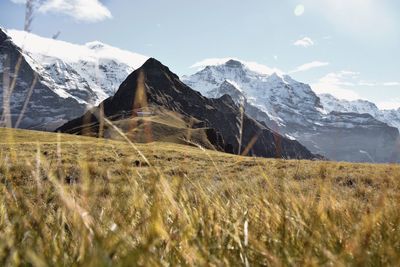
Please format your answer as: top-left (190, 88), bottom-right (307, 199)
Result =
top-left (184, 59), bottom-right (324, 128)
top-left (319, 93), bottom-right (400, 130)
top-left (0, 28), bottom-right (148, 130)
top-left (58, 58), bottom-right (317, 160)
top-left (0, 28), bottom-right (83, 130)
top-left (183, 59), bottom-right (400, 163)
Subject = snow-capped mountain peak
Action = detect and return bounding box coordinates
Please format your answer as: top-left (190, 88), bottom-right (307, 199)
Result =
top-left (183, 58), bottom-right (400, 163)
top-left (7, 29), bottom-right (148, 68)
top-left (184, 58), bottom-right (322, 127)
top-left (5, 29), bottom-right (149, 105)
top-left (190, 57), bottom-right (283, 76)
top-left (0, 28), bottom-right (149, 130)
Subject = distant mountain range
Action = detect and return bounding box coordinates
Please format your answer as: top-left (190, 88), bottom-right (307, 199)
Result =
top-left (57, 58), bottom-right (316, 160)
top-left (319, 93), bottom-right (400, 130)
top-left (1, 28), bottom-right (399, 162)
top-left (183, 60), bottom-right (400, 163)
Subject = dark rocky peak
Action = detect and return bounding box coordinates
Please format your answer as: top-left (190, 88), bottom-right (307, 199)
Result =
top-left (140, 57), bottom-right (179, 80)
top-left (142, 57), bottom-right (169, 71)
top-left (107, 58), bottom-right (206, 116)
top-left (115, 58), bottom-right (179, 95)
top-left (225, 59), bottom-right (244, 68)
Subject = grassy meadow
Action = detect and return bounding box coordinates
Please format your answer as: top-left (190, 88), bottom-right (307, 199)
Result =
top-left (0, 127), bottom-right (400, 266)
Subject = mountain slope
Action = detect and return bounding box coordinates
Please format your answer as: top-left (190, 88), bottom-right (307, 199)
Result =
top-left (184, 59), bottom-right (400, 163)
top-left (58, 58), bottom-right (317, 160)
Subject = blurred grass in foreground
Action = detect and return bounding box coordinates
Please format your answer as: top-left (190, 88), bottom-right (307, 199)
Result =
top-left (0, 127), bottom-right (400, 266)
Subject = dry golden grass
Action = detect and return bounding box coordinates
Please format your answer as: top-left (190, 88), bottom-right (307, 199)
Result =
top-left (0, 127), bottom-right (400, 266)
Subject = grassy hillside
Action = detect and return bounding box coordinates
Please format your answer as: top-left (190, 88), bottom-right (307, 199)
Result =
top-left (0, 127), bottom-right (399, 266)
top-left (59, 107), bottom-right (223, 151)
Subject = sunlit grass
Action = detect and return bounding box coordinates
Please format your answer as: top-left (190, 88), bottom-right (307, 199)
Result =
top-left (0, 127), bottom-right (399, 266)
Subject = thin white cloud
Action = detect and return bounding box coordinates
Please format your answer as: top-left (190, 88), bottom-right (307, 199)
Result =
top-left (383, 82), bottom-right (400, 86)
top-left (377, 100), bottom-right (400, 110)
top-left (303, 0), bottom-right (398, 41)
top-left (293, 37), bottom-right (314, 48)
top-left (313, 71), bottom-right (400, 101)
top-left (358, 81), bottom-right (376, 87)
top-left (350, 80), bottom-right (400, 87)
top-left (190, 58), bottom-right (283, 75)
top-left (312, 71), bottom-right (361, 100)
top-left (10, 0), bottom-right (112, 22)
top-left (289, 61), bottom-right (329, 73)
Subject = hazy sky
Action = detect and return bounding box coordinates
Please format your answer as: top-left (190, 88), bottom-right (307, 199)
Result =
top-left (1, 0), bottom-right (399, 109)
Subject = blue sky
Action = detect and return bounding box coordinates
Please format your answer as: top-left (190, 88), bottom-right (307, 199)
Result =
top-left (1, 0), bottom-right (399, 109)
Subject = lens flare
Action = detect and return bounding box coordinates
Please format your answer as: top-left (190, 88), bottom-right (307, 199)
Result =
top-left (294, 4), bottom-right (305, 16)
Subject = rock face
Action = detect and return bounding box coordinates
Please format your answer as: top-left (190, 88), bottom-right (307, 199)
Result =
top-left (0, 28), bottom-right (148, 130)
top-left (183, 59), bottom-right (400, 162)
top-left (58, 58), bottom-right (317, 160)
